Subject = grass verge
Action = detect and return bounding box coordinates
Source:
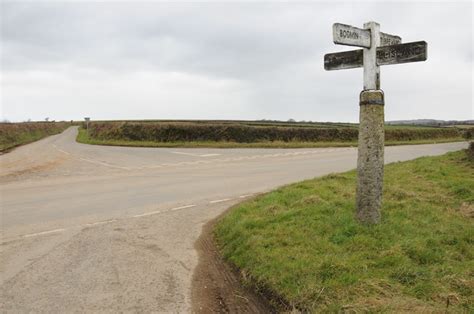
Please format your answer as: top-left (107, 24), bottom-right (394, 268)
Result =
top-left (215, 150), bottom-right (473, 312)
top-left (76, 128), bottom-right (464, 149)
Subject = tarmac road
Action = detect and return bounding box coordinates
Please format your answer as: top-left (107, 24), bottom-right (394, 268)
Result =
top-left (0, 127), bottom-right (467, 312)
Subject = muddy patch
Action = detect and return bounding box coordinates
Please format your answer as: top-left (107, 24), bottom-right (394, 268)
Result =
top-left (192, 212), bottom-right (275, 313)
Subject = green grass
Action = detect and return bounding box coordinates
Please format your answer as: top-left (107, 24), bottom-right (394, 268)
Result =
top-left (215, 150), bottom-right (474, 312)
top-left (76, 128), bottom-right (464, 149)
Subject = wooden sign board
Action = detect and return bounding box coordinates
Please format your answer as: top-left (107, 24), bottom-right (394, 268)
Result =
top-left (324, 41), bottom-right (427, 70)
top-left (333, 23), bottom-right (402, 48)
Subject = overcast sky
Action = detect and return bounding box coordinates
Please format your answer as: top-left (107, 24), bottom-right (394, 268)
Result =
top-left (1, 1), bottom-right (472, 122)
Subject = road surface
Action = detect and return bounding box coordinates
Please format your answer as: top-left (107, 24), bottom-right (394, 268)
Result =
top-left (0, 127), bottom-right (466, 312)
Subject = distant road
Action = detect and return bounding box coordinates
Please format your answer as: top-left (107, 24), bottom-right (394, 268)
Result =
top-left (0, 127), bottom-right (466, 312)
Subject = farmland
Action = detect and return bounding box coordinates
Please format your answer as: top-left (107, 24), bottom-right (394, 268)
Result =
top-left (76, 120), bottom-right (466, 148)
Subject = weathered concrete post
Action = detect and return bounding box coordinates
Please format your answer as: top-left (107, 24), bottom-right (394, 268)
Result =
top-left (324, 21), bottom-right (427, 224)
top-left (356, 90), bottom-right (384, 224)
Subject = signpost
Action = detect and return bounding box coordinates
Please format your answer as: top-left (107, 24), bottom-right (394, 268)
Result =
top-left (324, 22), bottom-right (427, 224)
top-left (84, 117), bottom-right (90, 135)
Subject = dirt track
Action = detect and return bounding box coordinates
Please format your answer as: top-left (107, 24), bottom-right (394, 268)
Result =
top-left (0, 127), bottom-right (467, 312)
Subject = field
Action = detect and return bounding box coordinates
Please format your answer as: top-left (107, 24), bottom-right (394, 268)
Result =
top-left (0, 122), bottom-right (70, 152)
top-left (76, 120), bottom-right (466, 148)
top-left (215, 148), bottom-right (474, 312)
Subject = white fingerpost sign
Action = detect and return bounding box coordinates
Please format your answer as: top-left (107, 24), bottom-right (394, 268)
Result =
top-left (324, 21), bottom-right (427, 224)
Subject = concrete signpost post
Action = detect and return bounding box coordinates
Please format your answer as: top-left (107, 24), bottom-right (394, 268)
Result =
top-left (324, 22), bottom-right (427, 224)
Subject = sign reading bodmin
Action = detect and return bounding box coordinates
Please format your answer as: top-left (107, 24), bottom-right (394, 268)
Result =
top-left (324, 22), bottom-right (427, 224)
top-left (332, 23), bottom-right (401, 48)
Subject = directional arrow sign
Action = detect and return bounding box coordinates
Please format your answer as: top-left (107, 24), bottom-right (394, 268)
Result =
top-left (333, 23), bottom-right (402, 48)
top-left (324, 41), bottom-right (427, 70)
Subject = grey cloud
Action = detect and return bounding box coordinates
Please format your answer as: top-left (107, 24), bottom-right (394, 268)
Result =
top-left (2, 3), bottom-right (331, 75)
top-left (1, 1), bottom-right (472, 122)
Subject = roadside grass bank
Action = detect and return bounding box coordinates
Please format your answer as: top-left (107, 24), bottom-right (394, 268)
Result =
top-left (76, 126), bottom-right (465, 149)
top-left (215, 149), bottom-right (473, 312)
top-left (0, 122), bottom-right (70, 153)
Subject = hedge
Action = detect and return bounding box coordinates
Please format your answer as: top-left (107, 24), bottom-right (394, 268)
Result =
top-left (85, 122), bottom-right (463, 143)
